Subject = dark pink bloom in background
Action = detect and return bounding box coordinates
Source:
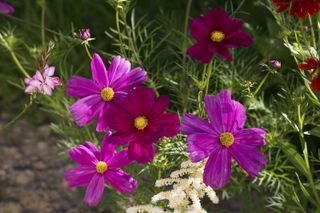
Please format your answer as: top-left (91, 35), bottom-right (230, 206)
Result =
top-left (0, 1), bottom-right (14, 14)
top-left (187, 8), bottom-right (253, 63)
top-left (181, 90), bottom-right (267, 189)
top-left (79, 28), bottom-right (91, 41)
top-left (67, 53), bottom-right (147, 132)
top-left (64, 132), bottom-right (137, 206)
top-left (105, 87), bottom-right (180, 163)
top-left (24, 65), bottom-right (61, 96)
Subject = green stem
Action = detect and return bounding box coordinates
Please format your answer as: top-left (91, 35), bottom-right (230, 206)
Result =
top-left (9, 49), bottom-right (30, 78)
top-left (115, 7), bottom-right (125, 55)
top-left (182, 0), bottom-right (192, 66)
top-left (253, 72), bottom-right (270, 97)
top-left (308, 15), bottom-right (317, 48)
top-left (84, 43), bottom-right (92, 60)
top-left (41, 0), bottom-right (46, 46)
top-left (204, 60), bottom-right (214, 95)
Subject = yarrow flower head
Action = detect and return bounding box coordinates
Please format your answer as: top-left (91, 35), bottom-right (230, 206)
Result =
top-left (66, 53), bottom-right (147, 132)
top-left (272, 0), bottom-right (320, 19)
top-left (187, 8), bottom-right (253, 63)
top-left (24, 65), bottom-right (61, 96)
top-left (64, 131), bottom-right (137, 206)
top-left (0, 1), bottom-right (14, 14)
top-left (105, 87), bottom-right (180, 163)
top-left (181, 90), bottom-right (267, 189)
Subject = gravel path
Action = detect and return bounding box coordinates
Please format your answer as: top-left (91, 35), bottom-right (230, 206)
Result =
top-left (0, 113), bottom-right (79, 213)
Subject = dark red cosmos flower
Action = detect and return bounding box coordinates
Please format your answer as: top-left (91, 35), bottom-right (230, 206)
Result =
top-left (298, 58), bottom-right (319, 71)
top-left (187, 8), bottom-right (253, 63)
top-left (311, 74), bottom-right (320, 94)
top-left (105, 87), bottom-right (180, 163)
top-left (272, 0), bottom-right (320, 19)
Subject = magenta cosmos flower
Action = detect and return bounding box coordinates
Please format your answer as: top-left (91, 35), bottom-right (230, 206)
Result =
top-left (0, 1), bottom-right (14, 14)
top-left (24, 65), bottom-right (61, 96)
top-left (105, 87), bottom-right (180, 163)
top-left (67, 53), bottom-right (147, 132)
top-left (64, 131), bottom-right (137, 206)
top-left (181, 90), bottom-right (267, 189)
top-left (187, 8), bottom-right (253, 63)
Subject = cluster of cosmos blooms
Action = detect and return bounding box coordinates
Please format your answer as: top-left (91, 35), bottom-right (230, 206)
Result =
top-left (1, 0), bottom-right (316, 206)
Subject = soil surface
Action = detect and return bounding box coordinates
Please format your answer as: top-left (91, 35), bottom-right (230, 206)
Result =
top-left (0, 113), bottom-right (80, 213)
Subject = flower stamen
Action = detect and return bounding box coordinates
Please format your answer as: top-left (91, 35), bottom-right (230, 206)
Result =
top-left (101, 87), bottom-right (114, 101)
top-left (96, 161), bottom-right (108, 174)
top-left (219, 132), bottom-right (234, 147)
top-left (134, 116), bottom-right (148, 130)
top-left (211, 31), bottom-right (225, 43)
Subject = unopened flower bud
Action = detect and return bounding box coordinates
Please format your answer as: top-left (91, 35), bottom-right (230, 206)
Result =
top-left (269, 60), bottom-right (281, 70)
top-left (79, 28), bottom-right (91, 41)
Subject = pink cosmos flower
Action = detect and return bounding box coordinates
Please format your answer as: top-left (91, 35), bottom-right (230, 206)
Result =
top-left (105, 87), bottom-right (180, 163)
top-left (24, 65), bottom-right (61, 96)
top-left (0, 1), bottom-right (14, 14)
top-left (187, 8), bottom-right (253, 63)
top-left (66, 53), bottom-right (147, 132)
top-left (181, 90), bottom-right (267, 189)
top-left (64, 131), bottom-right (137, 206)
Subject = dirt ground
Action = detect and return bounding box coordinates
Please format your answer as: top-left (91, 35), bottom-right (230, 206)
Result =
top-left (0, 112), bottom-right (80, 213)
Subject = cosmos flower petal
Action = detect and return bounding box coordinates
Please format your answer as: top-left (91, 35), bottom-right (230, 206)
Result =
top-left (83, 141), bottom-right (100, 159)
top-left (187, 133), bottom-right (221, 162)
top-left (222, 31), bottom-right (253, 48)
top-left (70, 95), bottom-right (104, 127)
top-left (84, 174), bottom-right (105, 206)
top-left (156, 113), bottom-right (180, 137)
top-left (187, 43), bottom-right (214, 64)
top-left (100, 131), bottom-right (116, 162)
top-left (216, 48), bottom-right (233, 61)
top-left (204, 90), bottom-right (246, 132)
top-left (202, 8), bottom-right (231, 30)
top-left (229, 143), bottom-right (267, 177)
top-left (311, 74), bottom-right (320, 94)
top-left (189, 17), bottom-right (211, 42)
top-left (181, 113), bottom-right (216, 135)
top-left (0, 2), bottom-right (14, 14)
top-left (128, 140), bottom-right (155, 163)
top-left (91, 53), bottom-right (109, 86)
top-left (104, 169), bottom-right (137, 193)
top-left (112, 67), bottom-right (147, 91)
top-left (105, 103), bottom-right (134, 132)
top-left (69, 144), bottom-right (98, 166)
top-left (149, 96), bottom-right (169, 119)
top-left (108, 132), bottom-right (137, 146)
top-left (234, 128), bottom-right (266, 147)
top-left (204, 148), bottom-right (231, 189)
top-left (108, 56), bottom-right (131, 84)
top-left (107, 149), bottom-right (133, 169)
top-left (64, 166), bottom-right (96, 188)
top-left (66, 76), bottom-right (100, 98)
top-left (96, 104), bottom-right (110, 132)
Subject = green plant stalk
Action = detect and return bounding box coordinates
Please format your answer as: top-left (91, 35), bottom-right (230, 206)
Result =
top-left (308, 15), bottom-right (317, 48)
top-left (41, 0), bottom-right (46, 46)
top-left (182, 0), bottom-right (192, 66)
top-left (8, 48), bottom-right (30, 78)
top-left (253, 71), bottom-right (270, 97)
top-left (84, 43), bottom-right (93, 60)
top-left (204, 59), bottom-right (214, 95)
top-left (115, 7), bottom-right (125, 55)
top-left (297, 105), bottom-right (320, 207)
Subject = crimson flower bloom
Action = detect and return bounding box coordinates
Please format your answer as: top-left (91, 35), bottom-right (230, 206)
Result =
top-left (0, 1), bottom-right (14, 14)
top-left (298, 58), bottom-right (319, 71)
top-left (181, 90), bottom-right (267, 189)
top-left (105, 87), bottom-right (180, 163)
top-left (311, 74), bottom-right (320, 94)
top-left (64, 132), bottom-right (137, 206)
top-left (272, 0), bottom-right (320, 19)
top-left (187, 8), bottom-right (253, 63)
top-left (66, 53), bottom-right (147, 132)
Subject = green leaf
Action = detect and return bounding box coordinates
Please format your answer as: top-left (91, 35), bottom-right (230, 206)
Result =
top-left (280, 142), bottom-right (308, 177)
top-left (305, 126), bottom-right (320, 138)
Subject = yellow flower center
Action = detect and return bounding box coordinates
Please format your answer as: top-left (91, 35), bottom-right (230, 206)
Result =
top-left (100, 87), bottom-right (114, 101)
top-left (219, 132), bottom-right (234, 148)
top-left (96, 161), bottom-right (108, 174)
top-left (134, 116), bottom-right (148, 130)
top-left (211, 31), bottom-right (225, 43)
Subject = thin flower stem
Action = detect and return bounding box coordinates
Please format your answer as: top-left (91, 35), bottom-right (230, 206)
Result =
top-left (41, 0), bottom-right (46, 46)
top-left (9, 48), bottom-right (30, 78)
top-left (182, 0), bottom-right (192, 66)
top-left (84, 43), bottom-right (93, 60)
top-left (204, 60), bottom-right (214, 95)
top-left (116, 7), bottom-right (125, 55)
top-left (253, 71), bottom-right (270, 97)
top-left (308, 15), bottom-right (317, 48)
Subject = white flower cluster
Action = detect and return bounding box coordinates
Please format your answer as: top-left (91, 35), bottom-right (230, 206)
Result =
top-left (126, 160), bottom-right (219, 213)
